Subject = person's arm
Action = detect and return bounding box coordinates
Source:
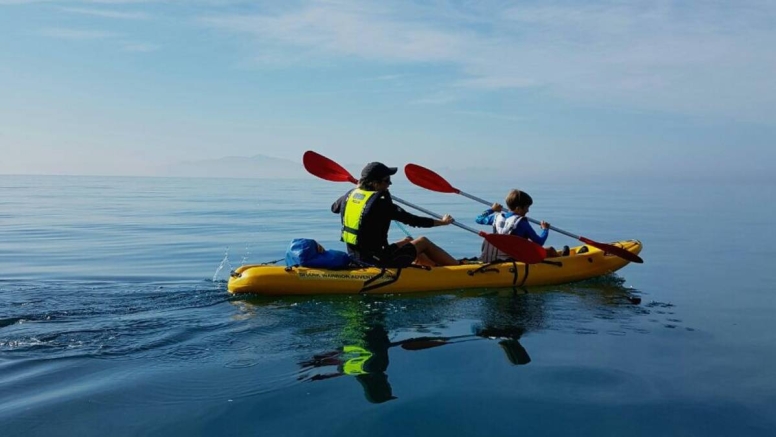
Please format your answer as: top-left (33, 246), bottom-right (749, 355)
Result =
top-left (515, 219), bottom-right (549, 245)
top-left (475, 202), bottom-right (502, 225)
top-left (379, 192), bottom-right (452, 228)
top-left (392, 204), bottom-right (437, 228)
top-left (377, 191), bottom-right (435, 228)
top-left (331, 193), bottom-right (348, 214)
top-left (475, 209), bottom-right (496, 225)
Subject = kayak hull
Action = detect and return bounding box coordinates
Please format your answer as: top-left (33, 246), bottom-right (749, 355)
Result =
top-left (227, 240), bottom-right (642, 296)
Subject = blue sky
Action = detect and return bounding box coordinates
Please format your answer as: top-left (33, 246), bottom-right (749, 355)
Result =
top-left (0, 0), bottom-right (774, 180)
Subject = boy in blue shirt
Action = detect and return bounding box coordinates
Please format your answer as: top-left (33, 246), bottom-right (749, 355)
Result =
top-left (476, 189), bottom-right (568, 262)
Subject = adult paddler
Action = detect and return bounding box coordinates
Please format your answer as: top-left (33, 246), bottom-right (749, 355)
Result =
top-left (331, 161), bottom-right (458, 267)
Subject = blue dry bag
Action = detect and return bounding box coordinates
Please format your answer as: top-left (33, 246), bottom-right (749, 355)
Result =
top-left (285, 238), bottom-right (352, 269)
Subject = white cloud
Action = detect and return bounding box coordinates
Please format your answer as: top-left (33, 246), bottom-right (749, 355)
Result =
top-left (453, 110), bottom-right (526, 123)
top-left (200, 2), bottom-right (471, 64)
top-left (122, 42), bottom-right (160, 52)
top-left (361, 74), bottom-right (408, 82)
top-left (1, 0), bottom-right (155, 4)
top-left (410, 91), bottom-right (460, 106)
top-left (38, 27), bottom-right (117, 40)
top-left (199, 0), bottom-right (776, 123)
top-left (59, 7), bottom-right (150, 19)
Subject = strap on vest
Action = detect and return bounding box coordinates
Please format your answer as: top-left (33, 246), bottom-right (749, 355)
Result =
top-left (341, 225), bottom-right (359, 235)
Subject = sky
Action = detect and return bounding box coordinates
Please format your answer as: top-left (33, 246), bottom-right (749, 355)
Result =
top-left (0, 0), bottom-right (774, 180)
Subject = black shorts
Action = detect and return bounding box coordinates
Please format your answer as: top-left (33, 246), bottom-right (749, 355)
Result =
top-left (367, 243), bottom-right (417, 268)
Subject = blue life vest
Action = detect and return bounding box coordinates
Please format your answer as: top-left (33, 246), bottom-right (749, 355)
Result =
top-left (285, 238), bottom-right (352, 269)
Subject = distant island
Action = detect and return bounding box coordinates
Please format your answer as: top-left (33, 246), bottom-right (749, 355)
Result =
top-left (158, 154), bottom-right (501, 181)
top-left (160, 154), bottom-right (309, 179)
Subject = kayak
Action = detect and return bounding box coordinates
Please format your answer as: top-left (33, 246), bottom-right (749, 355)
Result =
top-left (227, 240), bottom-right (642, 296)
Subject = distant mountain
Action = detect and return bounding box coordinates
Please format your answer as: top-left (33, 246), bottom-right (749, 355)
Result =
top-left (160, 154), bottom-right (308, 179)
top-left (157, 154), bottom-right (514, 181)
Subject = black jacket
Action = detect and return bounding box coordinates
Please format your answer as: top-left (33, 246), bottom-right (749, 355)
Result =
top-left (331, 189), bottom-right (435, 255)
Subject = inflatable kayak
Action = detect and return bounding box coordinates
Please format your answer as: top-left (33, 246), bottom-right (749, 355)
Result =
top-left (228, 240), bottom-right (642, 296)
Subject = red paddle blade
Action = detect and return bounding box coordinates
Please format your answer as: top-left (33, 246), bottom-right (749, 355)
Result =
top-left (303, 151), bottom-right (358, 184)
top-left (579, 237), bottom-right (644, 263)
top-left (480, 232), bottom-right (547, 264)
top-left (404, 164), bottom-right (460, 194)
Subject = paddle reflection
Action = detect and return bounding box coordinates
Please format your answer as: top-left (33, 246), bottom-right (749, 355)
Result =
top-left (231, 275), bottom-right (646, 405)
top-left (296, 297), bottom-right (538, 404)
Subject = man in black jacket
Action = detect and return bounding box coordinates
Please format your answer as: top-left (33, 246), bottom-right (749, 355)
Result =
top-left (332, 162), bottom-right (458, 267)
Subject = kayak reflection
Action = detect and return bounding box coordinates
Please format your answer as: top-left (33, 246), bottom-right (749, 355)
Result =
top-left (297, 303), bottom-right (533, 404)
top-left (298, 320), bottom-right (395, 403)
top-left (231, 275), bottom-right (644, 405)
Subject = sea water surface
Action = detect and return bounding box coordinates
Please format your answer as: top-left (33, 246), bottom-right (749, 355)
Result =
top-left (1, 175), bottom-right (774, 436)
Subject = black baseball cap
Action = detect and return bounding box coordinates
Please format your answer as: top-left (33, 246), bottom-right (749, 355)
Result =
top-left (361, 162), bottom-right (397, 180)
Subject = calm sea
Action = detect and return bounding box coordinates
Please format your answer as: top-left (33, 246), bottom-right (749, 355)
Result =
top-left (1, 174), bottom-right (774, 436)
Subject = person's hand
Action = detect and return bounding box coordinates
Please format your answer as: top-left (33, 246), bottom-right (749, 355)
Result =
top-left (402, 236), bottom-right (413, 244)
top-left (491, 203), bottom-right (503, 212)
top-left (439, 214), bottom-right (454, 226)
top-left (540, 221), bottom-right (550, 230)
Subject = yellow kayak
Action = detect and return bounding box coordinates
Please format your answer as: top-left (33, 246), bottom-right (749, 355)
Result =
top-left (228, 240), bottom-right (642, 296)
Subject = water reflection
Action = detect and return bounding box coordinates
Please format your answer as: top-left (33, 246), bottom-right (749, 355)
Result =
top-left (289, 291), bottom-right (551, 404)
top-left (233, 275), bottom-right (651, 404)
top-left (298, 313), bottom-right (396, 403)
top-left (295, 308), bottom-right (537, 403)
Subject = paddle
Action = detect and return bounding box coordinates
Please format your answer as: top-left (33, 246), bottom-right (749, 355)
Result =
top-left (399, 334), bottom-right (530, 365)
top-left (404, 163), bottom-right (644, 264)
top-left (397, 334), bottom-right (476, 351)
top-left (395, 222), bottom-right (413, 239)
top-left (302, 151), bottom-right (547, 264)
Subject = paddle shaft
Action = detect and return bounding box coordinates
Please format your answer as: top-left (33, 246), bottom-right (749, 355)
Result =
top-left (395, 222), bottom-right (413, 238)
top-left (458, 191), bottom-right (584, 240)
top-left (392, 195), bottom-right (485, 237)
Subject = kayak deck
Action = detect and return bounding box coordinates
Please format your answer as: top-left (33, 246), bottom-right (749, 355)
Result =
top-left (228, 240), bottom-right (642, 296)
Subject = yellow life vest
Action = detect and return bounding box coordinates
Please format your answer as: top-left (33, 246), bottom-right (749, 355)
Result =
top-left (342, 345), bottom-right (373, 375)
top-left (341, 189), bottom-right (378, 245)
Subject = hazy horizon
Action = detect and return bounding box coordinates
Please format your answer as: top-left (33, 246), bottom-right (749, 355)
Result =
top-left (0, 153), bottom-right (771, 184)
top-left (1, 1), bottom-right (774, 180)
